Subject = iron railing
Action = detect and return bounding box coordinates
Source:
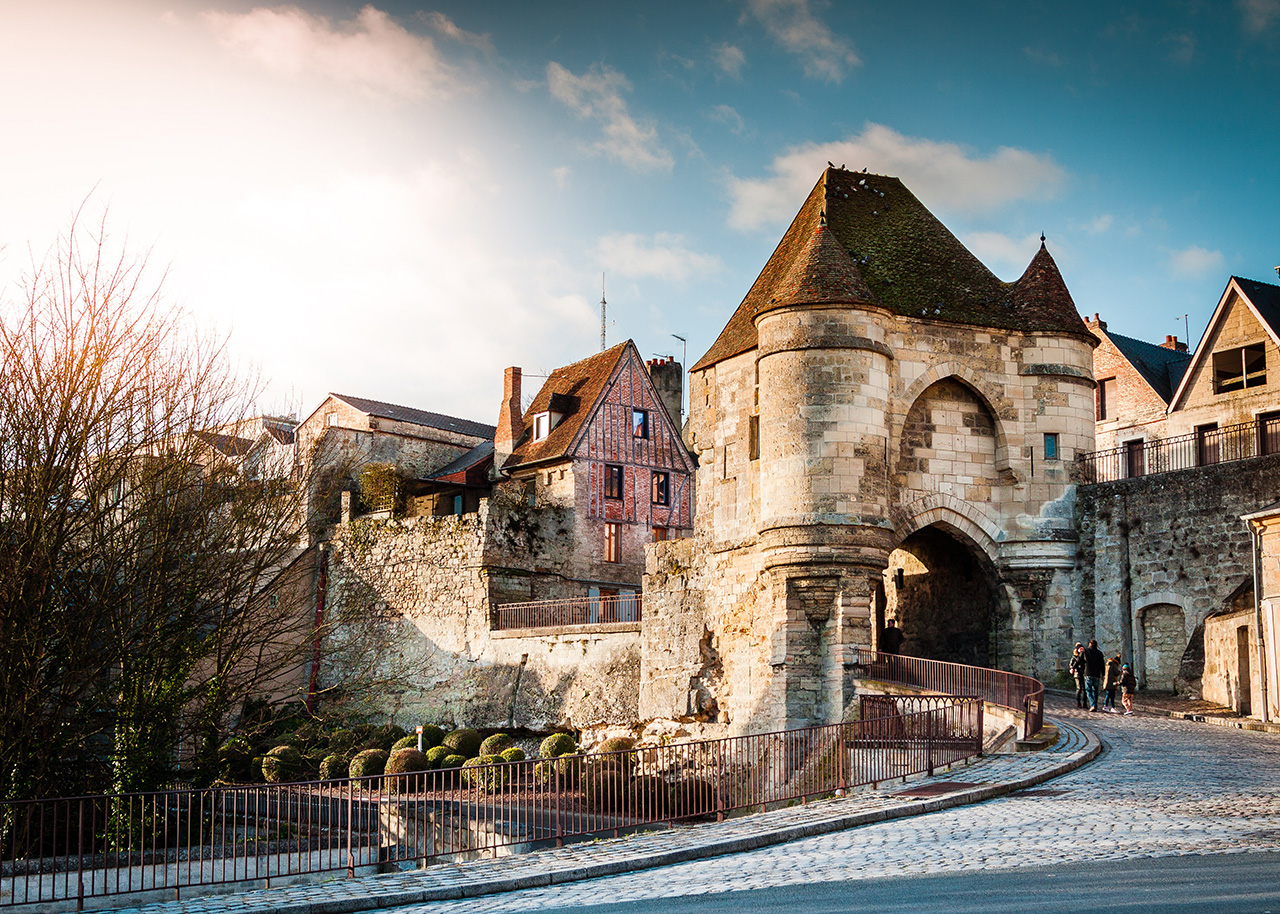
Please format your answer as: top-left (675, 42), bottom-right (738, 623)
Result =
top-left (492, 594), bottom-right (641, 631)
top-left (860, 650), bottom-right (1044, 737)
top-left (0, 698), bottom-right (981, 908)
top-left (1076, 415), bottom-right (1280, 483)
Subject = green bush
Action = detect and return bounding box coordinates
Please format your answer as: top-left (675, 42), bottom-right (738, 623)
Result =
top-left (319, 754), bottom-right (350, 780)
top-left (392, 735), bottom-right (418, 752)
top-left (386, 748), bottom-right (430, 774)
top-left (261, 745), bottom-right (302, 783)
top-left (462, 755), bottom-right (508, 792)
top-left (499, 747), bottom-right (526, 764)
top-left (250, 756), bottom-right (265, 782)
top-left (349, 748), bottom-right (389, 779)
top-left (217, 737), bottom-right (253, 782)
top-left (479, 733), bottom-right (514, 756)
top-left (534, 753), bottom-right (581, 784)
top-left (538, 733), bottom-right (577, 758)
top-left (328, 728), bottom-right (357, 754)
top-left (596, 736), bottom-right (637, 754)
top-left (442, 728), bottom-right (483, 759)
top-left (669, 776), bottom-right (717, 818)
top-left (366, 724), bottom-right (408, 752)
top-left (582, 759), bottom-right (632, 812)
top-left (440, 753), bottom-right (466, 769)
top-left (425, 746), bottom-right (452, 770)
top-left (419, 724), bottom-right (446, 750)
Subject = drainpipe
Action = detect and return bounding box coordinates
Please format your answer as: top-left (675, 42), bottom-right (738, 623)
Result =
top-left (307, 544), bottom-right (328, 714)
top-left (1118, 493), bottom-right (1135, 673)
top-left (1248, 519), bottom-right (1270, 722)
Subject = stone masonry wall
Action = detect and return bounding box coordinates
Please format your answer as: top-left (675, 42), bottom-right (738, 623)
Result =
top-left (320, 500), bottom-right (640, 733)
top-left (1075, 453), bottom-right (1280, 692)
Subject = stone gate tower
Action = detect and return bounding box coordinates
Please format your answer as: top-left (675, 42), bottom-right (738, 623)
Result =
top-left (640, 168), bottom-right (1096, 735)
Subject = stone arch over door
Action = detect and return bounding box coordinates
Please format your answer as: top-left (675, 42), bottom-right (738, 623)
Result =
top-left (1133, 592), bottom-right (1189, 690)
top-left (895, 378), bottom-right (1007, 509)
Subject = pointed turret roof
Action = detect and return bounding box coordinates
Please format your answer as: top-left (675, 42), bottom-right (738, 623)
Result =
top-left (761, 218), bottom-right (876, 315)
top-left (694, 168), bottom-right (1091, 371)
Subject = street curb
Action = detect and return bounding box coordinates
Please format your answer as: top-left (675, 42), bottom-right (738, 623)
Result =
top-left (94, 721), bottom-right (1101, 914)
top-left (1045, 687), bottom-right (1280, 735)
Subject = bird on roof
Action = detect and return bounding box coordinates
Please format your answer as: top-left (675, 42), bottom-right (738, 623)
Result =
top-left (828, 161), bottom-right (834, 168)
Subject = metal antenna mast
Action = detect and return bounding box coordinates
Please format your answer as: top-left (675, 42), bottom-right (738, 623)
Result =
top-left (600, 273), bottom-right (607, 352)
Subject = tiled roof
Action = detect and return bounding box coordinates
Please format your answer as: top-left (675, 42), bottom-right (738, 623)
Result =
top-left (1105, 330), bottom-right (1192, 403)
top-left (694, 168), bottom-right (1090, 371)
top-left (502, 342), bottom-right (630, 470)
top-left (428, 440), bottom-right (494, 486)
top-left (330, 393), bottom-right (496, 440)
top-left (197, 431), bottom-right (254, 458)
top-left (1236, 276), bottom-right (1280, 338)
top-left (263, 423), bottom-right (295, 446)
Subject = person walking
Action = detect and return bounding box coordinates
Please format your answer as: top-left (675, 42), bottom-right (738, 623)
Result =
top-left (1083, 639), bottom-right (1106, 712)
top-left (1121, 663), bottom-right (1138, 715)
top-left (880, 618), bottom-right (904, 655)
top-left (1069, 642), bottom-right (1088, 709)
top-left (1103, 653), bottom-right (1122, 712)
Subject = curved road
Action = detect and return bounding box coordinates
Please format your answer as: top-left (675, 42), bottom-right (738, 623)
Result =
top-left (377, 698), bottom-right (1280, 912)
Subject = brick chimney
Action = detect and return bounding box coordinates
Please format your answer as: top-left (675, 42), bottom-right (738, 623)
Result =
top-left (493, 366), bottom-right (522, 476)
top-left (1161, 335), bottom-right (1188, 352)
top-left (1085, 312), bottom-right (1107, 332)
top-left (646, 357), bottom-right (683, 431)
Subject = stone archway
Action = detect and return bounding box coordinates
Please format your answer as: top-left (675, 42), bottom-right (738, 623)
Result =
top-left (1139, 604), bottom-right (1187, 691)
top-left (883, 523), bottom-right (1003, 666)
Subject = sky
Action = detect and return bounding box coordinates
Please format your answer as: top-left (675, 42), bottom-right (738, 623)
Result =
top-left (2, 0), bottom-right (1279, 425)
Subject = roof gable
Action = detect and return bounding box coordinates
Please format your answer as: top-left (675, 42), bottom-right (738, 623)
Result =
top-left (1169, 276), bottom-right (1280, 411)
top-left (694, 168), bottom-right (1089, 372)
top-left (1101, 329), bottom-right (1192, 404)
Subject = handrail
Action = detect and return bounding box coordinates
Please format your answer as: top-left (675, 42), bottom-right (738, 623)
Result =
top-left (1077, 414), bottom-right (1280, 483)
top-left (493, 594), bottom-right (641, 630)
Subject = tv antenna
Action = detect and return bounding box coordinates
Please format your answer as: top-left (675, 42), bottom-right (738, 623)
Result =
top-left (600, 273), bottom-right (607, 352)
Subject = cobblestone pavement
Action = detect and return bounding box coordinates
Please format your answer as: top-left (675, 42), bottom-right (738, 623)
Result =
top-left (380, 698), bottom-right (1280, 913)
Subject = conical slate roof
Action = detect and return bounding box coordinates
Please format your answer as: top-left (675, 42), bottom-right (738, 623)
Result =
top-left (694, 167), bottom-right (1091, 371)
top-left (759, 219), bottom-right (876, 315)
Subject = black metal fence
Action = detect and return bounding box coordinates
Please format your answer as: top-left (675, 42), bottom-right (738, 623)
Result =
top-left (492, 594), bottom-right (641, 630)
top-left (1076, 415), bottom-right (1280, 483)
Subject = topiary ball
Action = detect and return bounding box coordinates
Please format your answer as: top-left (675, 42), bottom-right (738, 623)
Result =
top-left (218, 737), bottom-right (253, 782)
top-left (327, 728), bottom-right (357, 754)
top-left (425, 746), bottom-right (451, 770)
top-left (479, 733), bottom-right (514, 756)
top-left (367, 724), bottom-right (408, 751)
top-left (250, 756), bottom-right (265, 782)
top-left (319, 754), bottom-right (350, 780)
top-left (462, 755), bottom-right (508, 792)
top-left (386, 748), bottom-right (430, 774)
top-left (391, 735), bottom-right (418, 752)
top-left (539, 733), bottom-right (577, 758)
top-left (261, 745), bottom-right (302, 783)
top-left (419, 724), bottom-right (446, 750)
top-left (349, 748), bottom-right (389, 779)
top-left (631, 774), bottom-right (670, 818)
top-left (499, 747), bottom-right (526, 764)
top-left (442, 728), bottom-right (483, 759)
top-left (440, 754), bottom-right (465, 769)
top-left (596, 736), bottom-right (637, 754)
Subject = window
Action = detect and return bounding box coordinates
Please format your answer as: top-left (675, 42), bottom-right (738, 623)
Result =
top-left (325, 412), bottom-right (339, 427)
top-left (452, 494), bottom-right (464, 515)
top-left (605, 523), bottom-right (621, 563)
top-left (651, 471), bottom-right (669, 505)
top-left (604, 464), bottom-right (623, 499)
top-left (1125, 439), bottom-right (1146, 478)
top-left (1097, 378), bottom-right (1116, 421)
top-left (1196, 423), bottom-right (1220, 466)
top-left (1213, 344), bottom-right (1266, 393)
top-left (749, 415), bottom-right (760, 460)
top-left (652, 526), bottom-right (669, 542)
top-left (1259, 412), bottom-right (1280, 456)
top-left (1043, 433), bottom-right (1059, 461)
top-left (631, 408), bottom-right (649, 439)
top-left (534, 412), bottom-right (552, 440)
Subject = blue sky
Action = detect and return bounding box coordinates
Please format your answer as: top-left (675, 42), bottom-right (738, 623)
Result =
top-left (2, 0), bottom-right (1278, 423)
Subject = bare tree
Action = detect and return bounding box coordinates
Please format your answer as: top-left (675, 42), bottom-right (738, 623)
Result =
top-left (0, 213), bottom-right (315, 799)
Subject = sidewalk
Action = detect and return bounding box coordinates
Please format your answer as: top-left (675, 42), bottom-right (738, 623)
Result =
top-left (1050, 687), bottom-right (1280, 735)
top-left (66, 718), bottom-right (1100, 914)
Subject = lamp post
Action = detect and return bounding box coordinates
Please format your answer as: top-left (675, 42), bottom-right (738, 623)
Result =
top-left (671, 333), bottom-right (687, 425)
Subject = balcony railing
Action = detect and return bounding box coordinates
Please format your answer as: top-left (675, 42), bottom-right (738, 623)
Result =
top-left (1076, 415), bottom-right (1280, 483)
top-left (492, 594), bottom-right (641, 631)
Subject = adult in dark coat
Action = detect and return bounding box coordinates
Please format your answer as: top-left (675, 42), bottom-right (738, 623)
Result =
top-left (1083, 639), bottom-right (1106, 711)
top-left (1069, 642), bottom-right (1087, 708)
top-left (880, 618), bottom-right (905, 654)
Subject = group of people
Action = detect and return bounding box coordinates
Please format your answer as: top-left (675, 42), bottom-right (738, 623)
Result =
top-left (1070, 639), bottom-right (1137, 714)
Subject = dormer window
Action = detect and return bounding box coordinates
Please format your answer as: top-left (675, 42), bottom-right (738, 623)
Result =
top-left (534, 412), bottom-right (552, 440)
top-left (1213, 344), bottom-right (1266, 394)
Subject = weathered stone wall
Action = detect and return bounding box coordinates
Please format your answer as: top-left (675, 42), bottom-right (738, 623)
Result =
top-left (1074, 454), bottom-right (1280, 693)
top-left (320, 501), bottom-right (640, 732)
top-left (1202, 609), bottom-right (1258, 712)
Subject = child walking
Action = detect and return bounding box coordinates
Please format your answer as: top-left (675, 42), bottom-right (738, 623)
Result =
top-left (1120, 663), bottom-right (1138, 715)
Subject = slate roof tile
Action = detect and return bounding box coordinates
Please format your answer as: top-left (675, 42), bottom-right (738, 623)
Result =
top-left (330, 393), bottom-right (496, 440)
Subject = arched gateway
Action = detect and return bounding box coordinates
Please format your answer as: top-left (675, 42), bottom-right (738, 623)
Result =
top-left (640, 168), bottom-right (1095, 734)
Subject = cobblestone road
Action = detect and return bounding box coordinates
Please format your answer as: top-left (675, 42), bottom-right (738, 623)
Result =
top-left (382, 699), bottom-right (1280, 913)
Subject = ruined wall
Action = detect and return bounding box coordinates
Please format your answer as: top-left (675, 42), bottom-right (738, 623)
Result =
top-left (1075, 454), bottom-right (1280, 692)
top-left (320, 501), bottom-right (640, 732)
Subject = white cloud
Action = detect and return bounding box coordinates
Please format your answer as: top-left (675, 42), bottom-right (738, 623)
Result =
top-left (1164, 31), bottom-right (1196, 64)
top-left (744, 0), bottom-right (859, 83)
top-left (596, 232), bottom-right (722, 282)
top-left (546, 62), bottom-right (673, 172)
top-left (421, 11), bottom-right (492, 53)
top-left (1170, 245), bottom-right (1225, 278)
top-left (727, 123), bottom-right (1066, 231)
top-left (1239, 0), bottom-right (1280, 32)
top-left (201, 4), bottom-right (456, 102)
top-left (1084, 214), bottom-right (1114, 234)
top-left (712, 43), bottom-right (746, 78)
top-left (552, 166), bottom-right (571, 189)
top-left (963, 231), bottom-right (1046, 280)
top-left (710, 104), bottom-right (745, 134)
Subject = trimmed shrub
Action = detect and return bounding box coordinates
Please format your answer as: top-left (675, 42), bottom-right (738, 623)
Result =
top-left (319, 754), bottom-right (350, 780)
top-left (582, 759), bottom-right (632, 813)
top-left (250, 756), bottom-right (265, 782)
top-left (436, 754), bottom-right (466, 786)
top-left (328, 728), bottom-right (357, 754)
top-left (596, 736), bottom-right (636, 754)
top-left (538, 733), bottom-right (577, 758)
top-left (535, 753), bottom-right (582, 785)
top-left (391, 735), bottom-right (418, 752)
top-left (499, 747), bottom-right (526, 764)
top-left (349, 748), bottom-right (389, 779)
top-left (217, 737), bottom-right (252, 782)
top-left (368, 724), bottom-right (408, 752)
top-left (479, 733), bottom-right (514, 756)
top-left (440, 754), bottom-right (466, 769)
top-left (425, 746), bottom-right (452, 770)
top-left (386, 748), bottom-right (430, 774)
top-left (261, 745), bottom-right (302, 783)
top-left (462, 755), bottom-right (508, 792)
top-left (419, 724), bottom-right (446, 750)
top-left (442, 728), bottom-right (483, 759)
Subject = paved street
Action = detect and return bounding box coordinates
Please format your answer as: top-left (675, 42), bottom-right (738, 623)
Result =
top-left (379, 699), bottom-right (1280, 913)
